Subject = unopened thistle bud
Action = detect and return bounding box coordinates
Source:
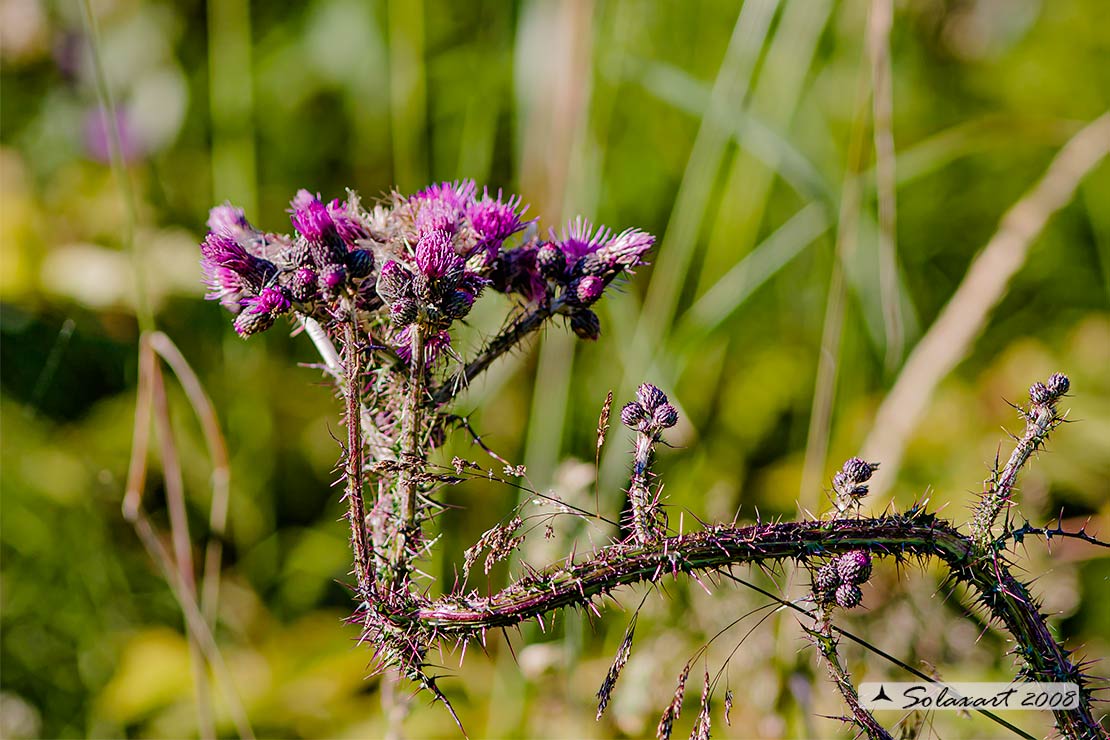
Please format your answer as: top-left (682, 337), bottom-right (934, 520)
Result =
top-left (572, 252), bottom-right (606, 278)
top-left (1046, 372), bottom-right (1070, 397)
top-left (636, 383), bottom-right (667, 413)
top-left (346, 248), bottom-right (374, 279)
top-left (814, 562), bottom-right (841, 597)
top-left (319, 263), bottom-right (348, 296)
top-left (377, 260), bottom-right (412, 304)
top-left (568, 275), bottom-right (604, 306)
top-left (1029, 382), bottom-right (1052, 405)
top-left (835, 583), bottom-right (863, 609)
top-left (442, 290), bottom-right (475, 320)
top-left (653, 403), bottom-right (678, 429)
top-left (535, 243), bottom-right (566, 280)
top-left (391, 296), bottom-right (418, 326)
top-left (621, 402), bottom-right (647, 429)
top-left (842, 457), bottom-right (876, 484)
top-left (836, 550), bottom-right (872, 584)
top-left (570, 308), bottom-right (601, 340)
top-left (286, 267), bottom-right (319, 302)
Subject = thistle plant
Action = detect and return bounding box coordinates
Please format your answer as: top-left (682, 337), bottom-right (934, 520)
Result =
top-left (198, 182), bottom-right (1107, 739)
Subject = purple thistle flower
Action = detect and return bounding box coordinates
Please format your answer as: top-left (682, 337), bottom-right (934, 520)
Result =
top-left (595, 228), bottom-right (654, 271)
top-left (394, 325), bottom-right (452, 363)
top-left (414, 230), bottom-right (464, 280)
top-left (327, 198), bottom-right (370, 247)
top-left (290, 193), bottom-right (338, 243)
top-left (466, 189), bottom-right (531, 262)
top-left (200, 232), bottom-right (277, 310)
top-left (551, 217), bottom-right (614, 263)
top-left (412, 179), bottom-right (478, 211)
top-left (207, 202), bottom-right (254, 238)
top-left (233, 286), bottom-right (291, 337)
top-left (569, 275), bottom-right (605, 306)
top-left (414, 197), bottom-right (463, 237)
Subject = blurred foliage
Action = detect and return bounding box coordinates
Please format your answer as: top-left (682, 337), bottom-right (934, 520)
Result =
top-left (2, 0), bottom-right (1108, 738)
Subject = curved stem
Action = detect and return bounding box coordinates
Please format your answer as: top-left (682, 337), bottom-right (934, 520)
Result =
top-left (402, 514), bottom-right (1104, 738)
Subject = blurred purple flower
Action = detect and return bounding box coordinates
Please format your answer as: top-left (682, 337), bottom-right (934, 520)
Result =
top-left (207, 202), bottom-right (254, 238)
top-left (83, 106), bottom-right (143, 164)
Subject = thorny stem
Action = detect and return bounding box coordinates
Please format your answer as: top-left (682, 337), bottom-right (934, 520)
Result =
top-left (402, 514), bottom-right (1104, 738)
top-left (628, 431), bottom-right (660, 544)
top-left (807, 607), bottom-right (892, 740)
top-left (430, 303), bottom-right (555, 405)
top-left (342, 319), bottom-right (373, 596)
top-left (391, 323), bottom-right (426, 584)
top-left (970, 401), bottom-right (1060, 551)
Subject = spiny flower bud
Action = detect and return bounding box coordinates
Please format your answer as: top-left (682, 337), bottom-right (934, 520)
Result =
top-left (653, 403), bottom-right (678, 429)
top-left (636, 383), bottom-right (667, 413)
top-left (346, 248), bottom-right (374, 279)
top-left (1046, 372), bottom-right (1070, 397)
top-left (233, 308), bottom-right (276, 337)
top-left (233, 286), bottom-right (290, 337)
top-left (814, 562), bottom-right (842, 595)
top-left (1029, 382), bottom-right (1052, 405)
top-left (570, 308), bottom-right (601, 340)
top-left (572, 252), bottom-right (606, 278)
top-left (621, 402), bottom-right (647, 429)
top-left (286, 267), bottom-right (318, 302)
top-left (390, 296), bottom-right (418, 326)
top-left (442, 290), bottom-right (475, 320)
top-left (535, 243), bottom-right (566, 280)
top-left (568, 275), bottom-right (604, 306)
top-left (836, 550), bottom-right (872, 584)
top-left (319, 263), bottom-right (348, 296)
top-left (377, 260), bottom-right (412, 304)
top-left (835, 583), bottom-right (863, 609)
top-left (842, 457), bottom-right (877, 484)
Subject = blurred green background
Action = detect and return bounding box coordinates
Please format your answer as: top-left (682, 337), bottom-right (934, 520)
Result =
top-left (2, 0), bottom-right (1109, 737)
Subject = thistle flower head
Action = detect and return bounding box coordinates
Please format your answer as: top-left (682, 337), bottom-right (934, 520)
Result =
top-left (569, 275), bottom-right (605, 306)
top-left (570, 309), bottom-right (601, 340)
top-left (377, 260), bottom-right (414, 304)
top-left (621, 402), bottom-right (647, 429)
top-left (814, 561), bottom-right (842, 598)
top-left (414, 230), bottom-right (464, 280)
top-left (200, 232), bottom-right (277, 309)
top-left (636, 383), bottom-right (668, 413)
top-left (290, 191), bottom-right (336, 243)
top-left (552, 217), bottom-right (613, 263)
top-left (207, 202), bottom-right (253, 237)
top-left (346, 249), bottom-right (375, 279)
top-left (1046, 372), bottom-right (1070, 397)
top-left (327, 198), bottom-right (370, 247)
top-left (412, 179), bottom-right (478, 212)
top-left (836, 550), bottom-right (872, 584)
top-left (414, 197), bottom-right (463, 236)
top-left (833, 456), bottom-right (879, 502)
top-left (466, 189), bottom-right (531, 262)
top-left (233, 286), bottom-right (291, 337)
top-left (835, 583), bottom-right (863, 609)
top-left (535, 242), bottom-right (567, 280)
top-left (652, 403), bottom-right (678, 429)
top-left (595, 228), bottom-right (654, 271)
